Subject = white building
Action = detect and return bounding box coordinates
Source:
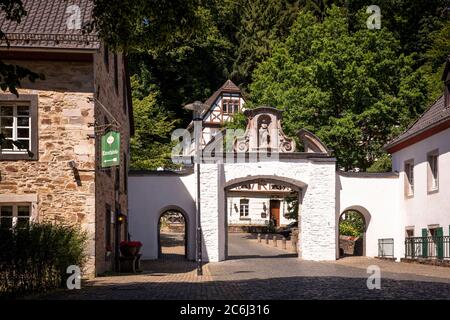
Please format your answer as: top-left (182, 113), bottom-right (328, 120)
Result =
top-left (128, 56), bottom-right (450, 264)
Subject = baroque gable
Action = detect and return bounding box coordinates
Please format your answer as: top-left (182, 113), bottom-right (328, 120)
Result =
top-left (233, 107), bottom-right (295, 153)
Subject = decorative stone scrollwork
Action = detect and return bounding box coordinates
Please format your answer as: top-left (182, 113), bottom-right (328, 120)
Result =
top-left (235, 135), bottom-right (249, 153)
top-left (233, 106), bottom-right (296, 153)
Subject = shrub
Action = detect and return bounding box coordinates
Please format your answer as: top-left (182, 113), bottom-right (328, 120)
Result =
top-left (0, 222), bottom-right (87, 298)
top-left (339, 211), bottom-right (365, 238)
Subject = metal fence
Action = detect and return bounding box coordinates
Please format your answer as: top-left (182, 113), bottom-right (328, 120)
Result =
top-left (378, 238), bottom-right (394, 258)
top-left (405, 236), bottom-right (450, 260)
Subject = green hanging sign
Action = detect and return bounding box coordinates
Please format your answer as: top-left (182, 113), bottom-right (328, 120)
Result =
top-left (101, 131), bottom-right (120, 167)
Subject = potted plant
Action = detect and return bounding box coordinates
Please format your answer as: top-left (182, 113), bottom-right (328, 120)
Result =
top-left (119, 241), bottom-right (143, 257)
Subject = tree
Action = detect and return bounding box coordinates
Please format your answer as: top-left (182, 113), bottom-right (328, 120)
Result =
top-left (122, 2), bottom-right (235, 125)
top-left (0, 0), bottom-right (43, 95)
top-left (250, 6), bottom-right (431, 171)
top-left (129, 74), bottom-right (179, 170)
top-left (231, 0), bottom-right (301, 87)
top-left (339, 211), bottom-right (365, 237)
top-left (284, 194), bottom-right (299, 221)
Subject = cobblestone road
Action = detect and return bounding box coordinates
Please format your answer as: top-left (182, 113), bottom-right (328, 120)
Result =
top-left (37, 233), bottom-right (450, 300)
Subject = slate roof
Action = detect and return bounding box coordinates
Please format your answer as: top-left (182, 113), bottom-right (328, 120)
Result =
top-left (186, 80), bottom-right (242, 130)
top-left (204, 80), bottom-right (241, 107)
top-left (0, 0), bottom-right (99, 50)
top-left (384, 95), bottom-right (450, 151)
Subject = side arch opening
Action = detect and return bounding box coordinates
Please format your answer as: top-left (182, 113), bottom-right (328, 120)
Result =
top-left (338, 206), bottom-right (371, 258)
top-left (157, 206), bottom-right (189, 260)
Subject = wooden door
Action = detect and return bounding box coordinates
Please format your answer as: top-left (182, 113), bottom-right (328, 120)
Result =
top-left (270, 200), bottom-right (280, 227)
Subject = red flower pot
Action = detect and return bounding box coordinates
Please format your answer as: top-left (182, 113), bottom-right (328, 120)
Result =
top-left (119, 241), bottom-right (142, 257)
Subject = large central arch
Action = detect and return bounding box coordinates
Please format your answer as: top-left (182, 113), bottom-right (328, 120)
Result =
top-left (199, 157), bottom-right (337, 262)
top-left (223, 175), bottom-right (306, 259)
top-left (225, 175), bottom-right (306, 192)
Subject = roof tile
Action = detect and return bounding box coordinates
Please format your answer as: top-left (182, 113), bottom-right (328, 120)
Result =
top-left (385, 95), bottom-right (450, 149)
top-left (0, 0), bottom-right (99, 50)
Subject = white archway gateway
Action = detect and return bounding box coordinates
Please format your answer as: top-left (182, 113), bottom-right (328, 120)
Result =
top-left (199, 156), bottom-right (337, 262)
top-left (129, 106), bottom-right (403, 263)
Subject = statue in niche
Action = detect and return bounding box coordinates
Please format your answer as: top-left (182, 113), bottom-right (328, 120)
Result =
top-left (258, 116), bottom-right (271, 148)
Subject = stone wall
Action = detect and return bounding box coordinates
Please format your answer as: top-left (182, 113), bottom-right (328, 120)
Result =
top-left (301, 159), bottom-right (336, 260)
top-left (0, 53), bottom-right (132, 276)
top-left (0, 60), bottom-right (97, 275)
top-left (93, 46), bottom-right (131, 275)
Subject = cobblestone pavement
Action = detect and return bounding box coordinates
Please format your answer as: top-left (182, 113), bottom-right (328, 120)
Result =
top-left (37, 233), bottom-right (450, 300)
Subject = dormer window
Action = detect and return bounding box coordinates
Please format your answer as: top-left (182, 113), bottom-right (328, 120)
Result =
top-left (222, 95), bottom-right (240, 114)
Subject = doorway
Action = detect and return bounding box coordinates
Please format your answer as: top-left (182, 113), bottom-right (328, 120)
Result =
top-left (158, 210), bottom-right (187, 260)
top-left (270, 200), bottom-right (281, 227)
top-left (338, 210), bottom-right (367, 257)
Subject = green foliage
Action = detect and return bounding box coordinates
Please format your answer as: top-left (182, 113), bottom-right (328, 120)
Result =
top-left (339, 220), bottom-right (360, 237)
top-left (126, 3), bottom-right (234, 122)
top-left (250, 6), bottom-right (432, 170)
top-left (91, 1), bottom-right (449, 171)
top-left (0, 223), bottom-right (87, 298)
top-left (231, 0), bottom-right (301, 86)
top-left (367, 153), bottom-right (392, 173)
top-left (90, 0), bottom-right (201, 52)
top-left (345, 0), bottom-right (449, 55)
top-left (284, 194), bottom-right (299, 221)
top-left (130, 73), bottom-right (179, 170)
top-left (339, 211), bottom-right (364, 237)
top-left (224, 112), bottom-right (247, 131)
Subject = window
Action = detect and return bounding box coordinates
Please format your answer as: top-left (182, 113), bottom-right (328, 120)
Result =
top-left (1, 105), bottom-right (30, 152)
top-left (405, 228), bottom-right (414, 238)
top-left (222, 97), bottom-right (239, 114)
top-left (0, 95), bottom-right (38, 160)
top-left (404, 160), bottom-right (414, 197)
top-left (239, 199), bottom-right (249, 218)
top-left (0, 204), bottom-right (30, 229)
top-left (427, 150), bottom-right (439, 192)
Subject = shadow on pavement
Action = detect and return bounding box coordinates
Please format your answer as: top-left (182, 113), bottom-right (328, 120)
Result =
top-left (36, 275), bottom-right (450, 300)
top-left (227, 253), bottom-right (297, 260)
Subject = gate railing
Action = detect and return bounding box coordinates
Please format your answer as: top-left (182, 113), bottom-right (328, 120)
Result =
top-left (378, 238), bottom-right (394, 258)
top-left (405, 236), bottom-right (450, 260)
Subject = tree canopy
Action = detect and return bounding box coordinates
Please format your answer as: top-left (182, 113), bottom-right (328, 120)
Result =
top-left (250, 6), bottom-right (433, 170)
top-left (3, 1), bottom-right (445, 171)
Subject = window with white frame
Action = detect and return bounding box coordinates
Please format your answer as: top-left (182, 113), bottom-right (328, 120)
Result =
top-left (239, 199), bottom-right (249, 218)
top-left (427, 150), bottom-right (439, 192)
top-left (0, 204), bottom-right (31, 229)
top-left (0, 103), bottom-right (31, 153)
top-left (222, 96), bottom-right (239, 114)
top-left (404, 160), bottom-right (414, 196)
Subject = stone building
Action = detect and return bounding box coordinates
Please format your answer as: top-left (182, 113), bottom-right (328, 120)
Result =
top-left (0, 0), bottom-right (133, 276)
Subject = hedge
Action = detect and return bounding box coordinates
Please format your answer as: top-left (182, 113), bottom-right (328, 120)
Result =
top-left (0, 223), bottom-right (87, 298)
